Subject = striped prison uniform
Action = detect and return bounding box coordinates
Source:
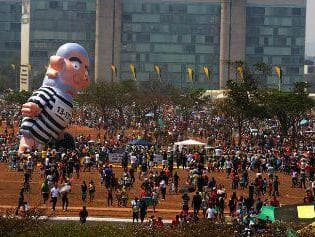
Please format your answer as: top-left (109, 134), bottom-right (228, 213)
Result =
top-left (20, 86), bottom-right (73, 144)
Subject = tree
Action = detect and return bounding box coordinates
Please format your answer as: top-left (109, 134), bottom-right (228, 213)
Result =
top-left (76, 80), bottom-right (138, 126)
top-left (220, 61), bottom-right (269, 145)
top-left (266, 82), bottom-right (314, 140)
top-left (4, 90), bottom-right (32, 105)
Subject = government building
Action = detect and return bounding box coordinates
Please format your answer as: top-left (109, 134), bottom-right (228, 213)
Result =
top-left (0, 0), bottom-right (307, 90)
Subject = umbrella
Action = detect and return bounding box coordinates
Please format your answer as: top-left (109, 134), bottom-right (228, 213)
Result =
top-left (60, 184), bottom-right (71, 193)
top-left (129, 139), bottom-right (151, 147)
top-left (299, 119), bottom-right (309, 126)
top-left (145, 112), bottom-right (154, 117)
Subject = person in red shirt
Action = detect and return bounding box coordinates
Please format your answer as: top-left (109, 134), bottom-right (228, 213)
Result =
top-left (171, 215), bottom-right (180, 228)
top-left (155, 217), bottom-right (164, 227)
top-left (270, 196), bottom-right (280, 207)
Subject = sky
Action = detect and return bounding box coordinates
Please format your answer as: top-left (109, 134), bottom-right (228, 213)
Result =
top-left (306, 0), bottom-right (315, 56)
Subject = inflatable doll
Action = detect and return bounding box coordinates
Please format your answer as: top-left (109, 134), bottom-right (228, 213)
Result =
top-left (19, 43), bottom-right (90, 154)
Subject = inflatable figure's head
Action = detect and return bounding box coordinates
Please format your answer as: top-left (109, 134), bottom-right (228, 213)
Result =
top-left (44, 43), bottom-right (90, 95)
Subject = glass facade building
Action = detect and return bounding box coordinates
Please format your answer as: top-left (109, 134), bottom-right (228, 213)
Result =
top-left (0, 0), bottom-right (307, 90)
top-left (246, 4), bottom-right (306, 88)
top-left (0, 1), bottom-right (21, 65)
top-left (120, 0), bottom-right (221, 88)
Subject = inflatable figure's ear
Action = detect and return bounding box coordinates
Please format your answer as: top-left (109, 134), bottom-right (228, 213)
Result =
top-left (46, 56), bottom-right (65, 78)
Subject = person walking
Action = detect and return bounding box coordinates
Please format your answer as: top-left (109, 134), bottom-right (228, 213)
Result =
top-left (79, 206), bottom-right (88, 224)
top-left (81, 181), bottom-right (87, 203)
top-left (192, 191), bottom-right (202, 217)
top-left (131, 197), bottom-right (140, 223)
top-left (88, 180), bottom-right (96, 203)
top-left (139, 198), bottom-right (147, 223)
top-left (15, 187), bottom-right (24, 215)
top-left (50, 183), bottom-right (60, 211)
top-left (107, 188), bottom-right (113, 206)
top-left (41, 179), bottom-right (49, 205)
top-left (182, 192), bottom-right (190, 214)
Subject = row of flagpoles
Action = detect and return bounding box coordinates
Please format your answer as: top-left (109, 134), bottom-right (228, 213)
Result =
top-left (112, 64), bottom-right (283, 85)
top-left (9, 63), bottom-right (283, 89)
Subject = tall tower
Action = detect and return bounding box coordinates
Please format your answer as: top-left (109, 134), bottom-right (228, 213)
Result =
top-left (219, 0), bottom-right (246, 89)
top-left (95, 0), bottom-right (121, 82)
top-left (20, 0), bottom-right (31, 91)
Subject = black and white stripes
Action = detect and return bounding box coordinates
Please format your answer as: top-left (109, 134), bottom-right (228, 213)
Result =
top-left (20, 87), bottom-right (73, 144)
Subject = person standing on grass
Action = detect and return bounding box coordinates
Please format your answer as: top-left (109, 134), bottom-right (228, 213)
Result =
top-left (81, 181), bottom-right (88, 203)
top-left (131, 197), bottom-right (140, 223)
top-left (79, 206), bottom-right (88, 224)
top-left (50, 183), bottom-right (60, 211)
top-left (88, 180), bottom-right (96, 203)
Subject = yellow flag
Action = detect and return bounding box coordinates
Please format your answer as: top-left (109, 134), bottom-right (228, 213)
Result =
top-left (297, 205), bottom-right (315, 219)
top-left (203, 66), bottom-right (210, 80)
top-left (130, 64), bottom-right (137, 81)
top-left (28, 64), bottom-right (32, 72)
top-left (111, 64), bottom-right (117, 77)
top-left (187, 68), bottom-right (194, 82)
top-left (275, 66), bottom-right (282, 83)
top-left (154, 65), bottom-right (161, 78)
top-left (10, 64), bottom-right (16, 70)
top-left (237, 66), bottom-right (243, 79)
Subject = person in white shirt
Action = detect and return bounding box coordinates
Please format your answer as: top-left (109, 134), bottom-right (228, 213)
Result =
top-left (50, 184), bottom-right (60, 211)
top-left (206, 205), bottom-right (217, 222)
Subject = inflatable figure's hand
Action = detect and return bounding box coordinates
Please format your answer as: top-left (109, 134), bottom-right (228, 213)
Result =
top-left (21, 102), bottom-right (42, 118)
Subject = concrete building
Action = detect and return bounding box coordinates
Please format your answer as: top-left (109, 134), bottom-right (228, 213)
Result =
top-left (0, 0), bottom-right (308, 90)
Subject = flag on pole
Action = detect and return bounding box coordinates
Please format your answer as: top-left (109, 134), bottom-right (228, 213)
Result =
top-left (111, 64), bottom-right (117, 77)
top-left (275, 66), bottom-right (282, 83)
top-left (154, 65), bottom-right (161, 78)
top-left (187, 67), bottom-right (194, 82)
top-left (203, 66), bottom-right (210, 80)
top-left (130, 64), bottom-right (137, 81)
top-left (10, 64), bottom-right (16, 70)
top-left (28, 64), bottom-right (32, 72)
top-left (237, 66), bottom-right (244, 79)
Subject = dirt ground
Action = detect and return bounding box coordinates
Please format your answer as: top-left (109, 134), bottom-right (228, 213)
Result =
top-left (0, 163), bottom-right (306, 219)
top-left (0, 125), bottom-right (307, 219)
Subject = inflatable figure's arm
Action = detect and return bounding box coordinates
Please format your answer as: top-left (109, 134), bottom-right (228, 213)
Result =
top-left (21, 102), bottom-right (42, 118)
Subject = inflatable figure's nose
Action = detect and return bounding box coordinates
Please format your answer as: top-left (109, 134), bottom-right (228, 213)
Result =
top-left (46, 56), bottom-right (65, 78)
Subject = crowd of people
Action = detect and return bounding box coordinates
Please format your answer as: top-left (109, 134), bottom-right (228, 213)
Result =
top-left (0, 100), bottom-right (314, 233)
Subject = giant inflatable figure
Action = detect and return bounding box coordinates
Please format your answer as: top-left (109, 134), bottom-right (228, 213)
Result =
top-left (19, 43), bottom-right (90, 154)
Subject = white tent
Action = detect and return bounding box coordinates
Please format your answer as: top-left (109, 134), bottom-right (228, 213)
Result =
top-left (174, 139), bottom-right (206, 151)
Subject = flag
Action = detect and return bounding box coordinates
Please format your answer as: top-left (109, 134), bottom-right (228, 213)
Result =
top-left (111, 64), bottom-right (117, 77)
top-left (10, 64), bottom-right (16, 70)
top-left (297, 205), bottom-right (315, 219)
top-left (187, 67), bottom-right (194, 82)
top-left (203, 66), bottom-right (210, 80)
top-left (275, 66), bottom-right (282, 83)
top-left (28, 64), bottom-right (32, 72)
top-left (154, 65), bottom-right (161, 78)
top-left (130, 64), bottom-right (137, 81)
top-left (237, 66), bottom-right (244, 79)
top-left (257, 206), bottom-right (275, 222)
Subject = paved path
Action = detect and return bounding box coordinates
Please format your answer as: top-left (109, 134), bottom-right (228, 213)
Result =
top-left (0, 205), bottom-right (181, 213)
top-left (44, 216), bottom-right (172, 223)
